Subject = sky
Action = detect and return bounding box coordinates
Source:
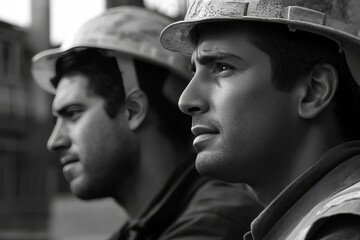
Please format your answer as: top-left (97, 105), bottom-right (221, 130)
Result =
top-left (0, 0), bottom-right (31, 27)
top-left (144, 0), bottom-right (186, 18)
top-left (0, 0), bottom-right (188, 45)
top-left (50, 0), bottom-right (105, 44)
top-left (0, 0), bottom-right (105, 45)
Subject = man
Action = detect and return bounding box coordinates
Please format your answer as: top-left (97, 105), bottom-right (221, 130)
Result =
top-left (160, 0), bottom-right (360, 239)
top-left (31, 6), bottom-right (262, 240)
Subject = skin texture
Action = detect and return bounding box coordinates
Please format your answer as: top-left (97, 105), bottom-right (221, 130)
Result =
top-left (48, 73), bottom-right (137, 200)
top-left (178, 24), bottom-right (309, 196)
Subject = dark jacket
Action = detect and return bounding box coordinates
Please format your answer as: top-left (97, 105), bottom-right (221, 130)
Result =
top-left (109, 156), bottom-right (262, 240)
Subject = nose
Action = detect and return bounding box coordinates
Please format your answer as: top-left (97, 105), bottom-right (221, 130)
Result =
top-left (47, 119), bottom-right (71, 152)
top-left (178, 74), bottom-right (209, 116)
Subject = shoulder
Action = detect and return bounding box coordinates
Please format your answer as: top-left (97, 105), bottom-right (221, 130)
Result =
top-left (306, 214), bottom-right (360, 240)
top-left (315, 182), bottom-right (360, 218)
top-left (304, 182), bottom-right (360, 240)
top-left (285, 181), bottom-right (360, 240)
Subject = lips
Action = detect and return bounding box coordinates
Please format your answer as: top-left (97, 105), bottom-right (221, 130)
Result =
top-left (191, 125), bottom-right (219, 136)
top-left (191, 125), bottom-right (219, 151)
top-left (60, 154), bottom-right (80, 182)
top-left (60, 155), bottom-right (79, 166)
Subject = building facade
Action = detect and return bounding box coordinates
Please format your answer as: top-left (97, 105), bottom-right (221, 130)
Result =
top-left (0, 20), bottom-right (54, 240)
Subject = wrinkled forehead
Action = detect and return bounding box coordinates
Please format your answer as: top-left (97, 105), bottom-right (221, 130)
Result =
top-left (192, 22), bottom-right (257, 56)
top-left (53, 74), bottom-right (92, 106)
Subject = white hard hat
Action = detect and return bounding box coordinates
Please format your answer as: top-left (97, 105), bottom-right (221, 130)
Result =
top-left (32, 6), bottom-right (191, 94)
top-left (160, 0), bottom-right (360, 85)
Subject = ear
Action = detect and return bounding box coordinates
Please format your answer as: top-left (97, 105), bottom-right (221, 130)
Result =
top-left (298, 64), bottom-right (338, 119)
top-left (125, 90), bottom-right (148, 130)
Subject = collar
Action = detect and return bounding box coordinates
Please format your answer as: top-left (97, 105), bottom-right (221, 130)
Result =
top-left (113, 152), bottom-right (209, 240)
top-left (250, 140), bottom-right (360, 240)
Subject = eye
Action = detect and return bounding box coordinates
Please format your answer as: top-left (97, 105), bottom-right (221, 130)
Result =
top-left (63, 108), bottom-right (83, 121)
top-left (212, 62), bottom-right (236, 78)
top-left (215, 62), bottom-right (234, 73)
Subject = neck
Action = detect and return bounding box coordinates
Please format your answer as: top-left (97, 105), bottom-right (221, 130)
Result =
top-left (253, 114), bottom-right (346, 206)
top-left (114, 125), bottom-right (186, 219)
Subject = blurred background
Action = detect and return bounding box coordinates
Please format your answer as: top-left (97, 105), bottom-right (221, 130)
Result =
top-left (0, 0), bottom-right (186, 239)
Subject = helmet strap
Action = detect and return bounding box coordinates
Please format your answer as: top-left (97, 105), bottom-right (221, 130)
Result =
top-left (112, 53), bottom-right (140, 97)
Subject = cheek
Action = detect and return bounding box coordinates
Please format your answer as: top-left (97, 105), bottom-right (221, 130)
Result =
top-left (216, 81), bottom-right (263, 132)
top-left (72, 114), bottom-right (113, 154)
top-left (73, 118), bottom-right (127, 179)
top-left (218, 81), bottom-right (296, 151)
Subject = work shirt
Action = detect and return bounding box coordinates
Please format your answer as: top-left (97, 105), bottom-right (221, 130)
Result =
top-left (109, 155), bottom-right (263, 240)
top-left (244, 141), bottom-right (360, 240)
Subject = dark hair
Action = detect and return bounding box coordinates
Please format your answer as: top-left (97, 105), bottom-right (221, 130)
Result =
top-left (134, 59), bottom-right (192, 146)
top-left (51, 48), bottom-right (126, 118)
top-left (192, 21), bottom-right (360, 139)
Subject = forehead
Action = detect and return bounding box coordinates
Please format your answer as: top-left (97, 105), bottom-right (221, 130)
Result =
top-left (193, 22), bottom-right (261, 60)
top-left (52, 74), bottom-right (95, 108)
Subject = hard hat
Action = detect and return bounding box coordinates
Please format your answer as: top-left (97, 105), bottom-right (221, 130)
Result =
top-left (160, 0), bottom-right (360, 85)
top-left (32, 6), bottom-right (191, 94)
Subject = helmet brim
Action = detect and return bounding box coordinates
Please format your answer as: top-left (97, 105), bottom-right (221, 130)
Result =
top-left (160, 16), bottom-right (360, 56)
top-left (32, 48), bottom-right (63, 94)
top-left (32, 42), bottom-right (192, 94)
top-left (32, 46), bottom-right (93, 94)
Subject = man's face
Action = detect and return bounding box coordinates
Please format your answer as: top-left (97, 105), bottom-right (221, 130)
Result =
top-left (179, 24), bottom-right (303, 184)
top-left (48, 74), bottom-right (136, 199)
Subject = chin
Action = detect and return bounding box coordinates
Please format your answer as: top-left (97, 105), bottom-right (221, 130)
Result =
top-left (195, 152), bottom-right (225, 179)
top-left (70, 181), bottom-right (103, 200)
top-left (195, 151), bottom-right (243, 183)
top-left (72, 189), bottom-right (105, 200)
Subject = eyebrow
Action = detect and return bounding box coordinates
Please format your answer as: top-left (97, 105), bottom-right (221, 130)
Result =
top-left (190, 50), bottom-right (245, 69)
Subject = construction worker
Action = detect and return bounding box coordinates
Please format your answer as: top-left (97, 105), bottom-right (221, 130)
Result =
top-left (160, 0), bottom-right (360, 239)
top-left (32, 6), bottom-right (262, 240)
